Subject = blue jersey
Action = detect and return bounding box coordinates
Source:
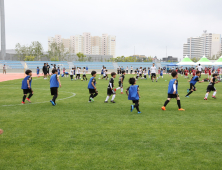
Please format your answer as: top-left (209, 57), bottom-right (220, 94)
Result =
top-left (168, 79), bottom-right (178, 94)
top-left (101, 69), bottom-right (103, 74)
top-left (160, 70), bottom-right (163, 76)
top-left (21, 76), bottom-right (32, 89)
top-left (50, 74), bottom-right (59, 88)
top-left (88, 77), bottom-right (96, 89)
top-left (37, 68), bottom-right (40, 74)
top-left (190, 76), bottom-right (199, 85)
top-left (127, 85), bottom-right (139, 100)
top-left (148, 70), bottom-right (150, 75)
top-left (57, 69), bottom-right (60, 75)
top-left (86, 67), bottom-right (88, 71)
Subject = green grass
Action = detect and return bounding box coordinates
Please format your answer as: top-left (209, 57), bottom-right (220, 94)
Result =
top-left (0, 74), bottom-right (222, 170)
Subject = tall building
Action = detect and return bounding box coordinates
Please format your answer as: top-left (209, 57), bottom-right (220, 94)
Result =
top-left (183, 31), bottom-right (222, 58)
top-left (48, 33), bottom-right (116, 57)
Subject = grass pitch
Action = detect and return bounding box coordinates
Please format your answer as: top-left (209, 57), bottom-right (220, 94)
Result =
top-left (0, 74), bottom-right (222, 169)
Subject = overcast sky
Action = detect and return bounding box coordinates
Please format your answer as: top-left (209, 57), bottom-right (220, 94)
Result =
top-left (3, 0), bottom-right (222, 59)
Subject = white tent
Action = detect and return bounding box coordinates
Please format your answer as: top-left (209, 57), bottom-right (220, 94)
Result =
top-left (196, 56), bottom-right (213, 66)
top-left (177, 55), bottom-right (196, 65)
top-left (214, 56), bottom-right (222, 66)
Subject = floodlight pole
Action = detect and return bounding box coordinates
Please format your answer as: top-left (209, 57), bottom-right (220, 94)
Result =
top-left (0, 0), bottom-right (6, 60)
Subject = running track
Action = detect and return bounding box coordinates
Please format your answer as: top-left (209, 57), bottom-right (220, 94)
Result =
top-left (0, 73), bottom-right (39, 82)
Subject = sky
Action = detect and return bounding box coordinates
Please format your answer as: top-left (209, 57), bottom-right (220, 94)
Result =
top-left (3, 0), bottom-right (222, 60)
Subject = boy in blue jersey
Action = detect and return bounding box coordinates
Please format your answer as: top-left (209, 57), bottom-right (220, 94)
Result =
top-left (126, 78), bottom-right (141, 114)
top-left (148, 67), bottom-right (150, 78)
top-left (185, 71), bottom-right (204, 97)
top-left (160, 68), bottom-right (163, 78)
top-left (50, 69), bottom-right (61, 106)
top-left (57, 67), bottom-right (60, 76)
top-left (21, 70), bottom-right (33, 104)
top-left (36, 67), bottom-right (40, 77)
top-left (161, 71), bottom-right (185, 111)
top-left (88, 71), bottom-right (98, 102)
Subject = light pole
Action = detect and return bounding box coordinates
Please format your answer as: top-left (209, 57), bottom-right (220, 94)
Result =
top-left (0, 0), bottom-right (6, 60)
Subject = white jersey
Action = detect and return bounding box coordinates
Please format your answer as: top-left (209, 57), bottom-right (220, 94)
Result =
top-left (83, 69), bottom-right (86, 75)
top-left (103, 69), bottom-right (106, 76)
top-left (144, 70), bottom-right (147, 75)
top-left (198, 66), bottom-right (202, 71)
top-left (139, 69), bottom-right (142, 74)
top-left (131, 67), bottom-right (133, 70)
top-left (150, 66), bottom-right (156, 73)
top-left (76, 68), bottom-right (80, 74)
top-left (126, 67), bottom-right (128, 70)
top-left (3, 66), bottom-right (6, 70)
top-left (70, 70), bottom-right (74, 75)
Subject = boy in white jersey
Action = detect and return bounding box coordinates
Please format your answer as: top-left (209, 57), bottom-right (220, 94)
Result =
top-left (104, 72), bottom-right (117, 103)
top-left (70, 68), bottom-right (74, 80)
top-left (75, 67), bottom-right (80, 80)
top-left (143, 68), bottom-right (147, 79)
top-left (115, 70), bottom-right (126, 94)
top-left (83, 67), bottom-right (87, 81)
top-left (150, 63), bottom-right (157, 82)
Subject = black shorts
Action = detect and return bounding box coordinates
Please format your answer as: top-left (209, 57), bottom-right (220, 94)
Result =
top-left (77, 74), bottom-right (80, 76)
top-left (206, 85), bottom-right (216, 92)
top-left (151, 73), bottom-right (156, 77)
top-left (190, 83), bottom-right (196, 91)
top-left (168, 94), bottom-right (179, 98)
top-left (51, 87), bottom-right (58, 95)
top-left (83, 74), bottom-right (86, 77)
top-left (23, 89), bottom-right (32, 94)
top-left (119, 81), bottom-right (123, 88)
top-left (89, 89), bottom-right (97, 94)
top-left (139, 74), bottom-right (142, 77)
top-left (103, 76), bottom-right (107, 78)
top-left (132, 100), bottom-right (139, 104)
top-left (144, 75), bottom-right (147, 78)
top-left (44, 72), bottom-right (47, 75)
top-left (126, 70), bottom-right (128, 73)
top-left (107, 88), bottom-right (116, 95)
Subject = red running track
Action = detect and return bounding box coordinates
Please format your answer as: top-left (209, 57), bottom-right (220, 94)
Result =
top-left (0, 73), bottom-right (39, 82)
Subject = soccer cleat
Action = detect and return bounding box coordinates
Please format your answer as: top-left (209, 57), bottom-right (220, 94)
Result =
top-left (26, 98), bottom-right (31, 103)
top-left (90, 97), bottom-right (94, 102)
top-left (50, 100), bottom-right (55, 106)
top-left (21, 101), bottom-right (25, 104)
top-left (204, 98), bottom-right (207, 100)
top-left (187, 89), bottom-right (189, 93)
top-left (131, 105), bottom-right (134, 112)
top-left (138, 111), bottom-right (141, 114)
top-left (104, 101), bottom-right (108, 103)
top-left (161, 106), bottom-right (166, 111)
top-left (114, 88), bottom-right (116, 92)
top-left (121, 92), bottom-right (124, 94)
top-left (111, 100), bottom-right (116, 103)
top-left (88, 101), bottom-right (92, 103)
top-left (185, 96), bottom-right (189, 98)
top-left (212, 96), bottom-right (216, 99)
top-left (178, 108), bottom-right (185, 111)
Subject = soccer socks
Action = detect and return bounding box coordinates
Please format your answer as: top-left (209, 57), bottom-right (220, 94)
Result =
top-left (105, 96), bottom-right (110, 101)
top-left (186, 91), bottom-right (193, 96)
top-left (22, 95), bottom-right (26, 102)
top-left (121, 88), bottom-right (123, 92)
top-left (93, 93), bottom-right (98, 98)
top-left (164, 100), bottom-right (170, 107)
top-left (116, 87), bottom-right (121, 90)
top-left (205, 93), bottom-right (209, 98)
top-left (28, 93), bottom-right (33, 99)
top-left (111, 95), bottom-right (116, 101)
top-left (89, 94), bottom-right (93, 101)
top-left (52, 95), bottom-right (57, 103)
top-left (213, 91), bottom-right (217, 96)
top-left (134, 103), bottom-right (140, 112)
top-left (177, 100), bottom-right (181, 109)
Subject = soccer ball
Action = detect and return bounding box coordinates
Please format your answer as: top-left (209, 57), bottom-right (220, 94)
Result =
top-left (81, 79), bottom-right (83, 81)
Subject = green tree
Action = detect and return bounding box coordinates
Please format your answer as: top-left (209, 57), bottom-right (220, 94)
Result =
top-left (76, 52), bottom-right (86, 61)
top-left (24, 56), bottom-right (36, 61)
top-left (147, 56), bottom-right (153, 62)
top-left (48, 42), bottom-right (68, 61)
top-left (191, 57), bottom-right (198, 62)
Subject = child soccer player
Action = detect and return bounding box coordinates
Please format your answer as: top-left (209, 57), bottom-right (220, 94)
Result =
top-left (104, 72), bottom-right (116, 103)
top-left (88, 71), bottom-right (98, 102)
top-left (135, 69), bottom-right (139, 80)
top-left (50, 69), bottom-right (61, 106)
top-left (185, 71), bottom-right (204, 97)
top-left (208, 67), bottom-right (212, 78)
top-left (160, 68), bottom-right (163, 78)
top-left (57, 67), bottom-right (60, 76)
top-left (21, 70), bottom-right (33, 104)
top-left (161, 71), bottom-right (185, 111)
top-left (158, 67), bottom-right (161, 78)
top-left (204, 73), bottom-right (218, 100)
top-left (192, 68), bottom-right (196, 77)
top-left (139, 67), bottom-right (142, 79)
top-left (70, 68), bottom-right (74, 80)
top-left (3, 64), bottom-right (6, 74)
top-left (36, 67), bottom-right (40, 77)
top-left (148, 67), bottom-right (150, 78)
top-left (83, 67), bottom-right (87, 81)
top-left (115, 70), bottom-right (125, 94)
top-left (126, 78), bottom-right (141, 114)
top-left (143, 68), bottom-right (147, 79)
top-left (184, 67), bottom-right (188, 79)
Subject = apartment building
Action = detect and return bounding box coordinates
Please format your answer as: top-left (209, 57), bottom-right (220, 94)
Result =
top-left (183, 31), bottom-right (222, 58)
top-left (48, 33), bottom-right (116, 57)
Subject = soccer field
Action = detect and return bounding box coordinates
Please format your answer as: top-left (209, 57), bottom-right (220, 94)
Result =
top-left (0, 74), bottom-right (222, 169)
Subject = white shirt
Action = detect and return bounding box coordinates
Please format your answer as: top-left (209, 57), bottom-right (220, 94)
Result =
top-left (83, 69), bottom-right (86, 75)
top-left (198, 66), bottom-right (202, 71)
top-left (131, 67), bottom-right (133, 70)
top-left (126, 67), bottom-right (128, 70)
top-left (144, 70), bottom-right (147, 75)
top-left (70, 70), bottom-right (74, 75)
top-left (150, 66), bottom-right (156, 73)
top-left (139, 69), bottom-right (142, 74)
top-left (76, 68), bottom-right (80, 74)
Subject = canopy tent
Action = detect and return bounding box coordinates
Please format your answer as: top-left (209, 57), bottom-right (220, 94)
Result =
top-left (196, 56), bottom-right (213, 65)
top-left (166, 62), bottom-right (178, 67)
top-left (214, 56), bottom-right (222, 65)
top-left (177, 55), bottom-right (196, 65)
